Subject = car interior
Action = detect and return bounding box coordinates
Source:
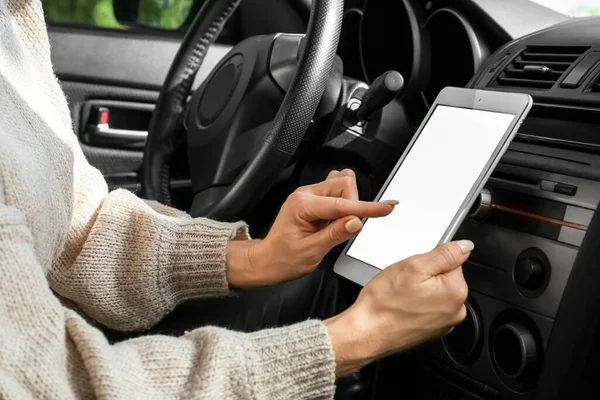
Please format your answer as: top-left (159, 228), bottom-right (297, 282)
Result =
top-left (43, 0), bottom-right (600, 398)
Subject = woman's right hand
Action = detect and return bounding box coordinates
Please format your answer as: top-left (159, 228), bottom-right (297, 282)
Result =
top-left (325, 240), bottom-right (473, 377)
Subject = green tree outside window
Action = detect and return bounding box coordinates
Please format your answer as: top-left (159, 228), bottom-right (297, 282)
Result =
top-left (41, 0), bottom-right (195, 30)
top-left (138, 0), bottom-right (194, 29)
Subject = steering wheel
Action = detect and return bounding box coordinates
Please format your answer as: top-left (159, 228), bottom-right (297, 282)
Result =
top-left (141, 0), bottom-right (343, 220)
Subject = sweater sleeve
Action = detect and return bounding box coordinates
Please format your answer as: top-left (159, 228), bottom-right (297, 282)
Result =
top-left (48, 165), bottom-right (250, 332)
top-left (0, 205), bottom-right (336, 399)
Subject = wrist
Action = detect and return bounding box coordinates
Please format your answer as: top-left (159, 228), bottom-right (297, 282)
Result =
top-left (248, 237), bottom-right (288, 286)
top-left (324, 307), bottom-right (379, 377)
top-left (226, 239), bottom-right (263, 288)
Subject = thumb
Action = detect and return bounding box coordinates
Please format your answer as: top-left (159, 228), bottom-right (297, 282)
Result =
top-left (306, 216), bottom-right (362, 252)
top-left (419, 241), bottom-right (474, 277)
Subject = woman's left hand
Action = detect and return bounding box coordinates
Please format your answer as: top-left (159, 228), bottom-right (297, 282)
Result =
top-left (226, 169), bottom-right (397, 288)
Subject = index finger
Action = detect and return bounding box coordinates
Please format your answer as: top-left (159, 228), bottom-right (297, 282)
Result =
top-left (299, 195), bottom-right (395, 221)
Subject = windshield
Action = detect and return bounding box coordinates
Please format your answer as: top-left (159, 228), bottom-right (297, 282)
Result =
top-left (530, 0), bottom-right (600, 16)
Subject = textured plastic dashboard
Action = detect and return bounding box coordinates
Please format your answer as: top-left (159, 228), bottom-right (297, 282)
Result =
top-left (469, 17), bottom-right (600, 108)
top-left (443, 15), bottom-right (600, 400)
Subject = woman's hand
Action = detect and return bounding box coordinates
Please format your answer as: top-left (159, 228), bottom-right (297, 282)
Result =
top-left (325, 240), bottom-right (473, 377)
top-left (226, 169), bottom-right (396, 288)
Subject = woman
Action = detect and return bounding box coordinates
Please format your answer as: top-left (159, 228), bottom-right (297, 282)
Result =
top-left (0, 0), bottom-right (472, 398)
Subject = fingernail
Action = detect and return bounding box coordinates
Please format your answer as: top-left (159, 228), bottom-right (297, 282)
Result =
top-left (345, 218), bottom-right (363, 233)
top-left (456, 240), bottom-right (475, 254)
top-left (380, 200), bottom-right (399, 206)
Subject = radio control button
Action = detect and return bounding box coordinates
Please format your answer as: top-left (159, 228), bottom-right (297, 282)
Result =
top-left (513, 248), bottom-right (551, 296)
top-left (514, 257), bottom-right (544, 290)
top-left (468, 187), bottom-right (492, 221)
top-left (444, 301), bottom-right (480, 356)
top-left (554, 183), bottom-right (577, 196)
top-left (492, 322), bottom-right (538, 379)
top-left (443, 299), bottom-right (482, 366)
top-left (540, 180), bottom-right (577, 196)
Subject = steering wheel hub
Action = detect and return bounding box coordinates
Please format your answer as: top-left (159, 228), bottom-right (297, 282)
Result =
top-left (198, 54), bottom-right (244, 127)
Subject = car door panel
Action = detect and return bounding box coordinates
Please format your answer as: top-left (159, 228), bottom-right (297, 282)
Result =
top-left (49, 27), bottom-right (231, 90)
top-left (49, 26), bottom-right (232, 190)
top-left (47, 0), bottom-right (306, 193)
top-left (60, 80), bottom-right (157, 183)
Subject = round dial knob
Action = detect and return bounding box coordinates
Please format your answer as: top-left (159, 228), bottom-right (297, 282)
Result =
top-left (513, 248), bottom-right (551, 295)
top-left (443, 301), bottom-right (482, 365)
top-left (492, 322), bottom-right (538, 380)
top-left (514, 256), bottom-right (545, 290)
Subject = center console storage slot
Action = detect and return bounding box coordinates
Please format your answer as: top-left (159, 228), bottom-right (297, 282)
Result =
top-left (484, 187), bottom-right (590, 247)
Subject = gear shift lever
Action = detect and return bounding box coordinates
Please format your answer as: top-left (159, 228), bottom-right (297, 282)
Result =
top-left (354, 70), bottom-right (404, 122)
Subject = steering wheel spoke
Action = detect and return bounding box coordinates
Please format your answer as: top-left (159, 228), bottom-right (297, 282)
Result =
top-left (189, 122), bottom-right (273, 193)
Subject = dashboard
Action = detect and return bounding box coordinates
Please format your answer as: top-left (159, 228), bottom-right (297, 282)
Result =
top-left (331, 1), bottom-right (600, 400)
top-left (445, 16), bottom-right (600, 400)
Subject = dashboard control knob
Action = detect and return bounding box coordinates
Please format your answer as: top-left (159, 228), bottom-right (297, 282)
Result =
top-left (468, 187), bottom-right (492, 221)
top-left (492, 322), bottom-right (538, 380)
top-left (515, 257), bottom-right (544, 289)
top-left (513, 248), bottom-right (551, 295)
top-left (353, 70), bottom-right (404, 121)
top-left (444, 301), bottom-right (481, 358)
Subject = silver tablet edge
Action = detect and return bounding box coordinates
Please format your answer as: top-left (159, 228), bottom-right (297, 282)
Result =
top-left (334, 87), bottom-right (533, 287)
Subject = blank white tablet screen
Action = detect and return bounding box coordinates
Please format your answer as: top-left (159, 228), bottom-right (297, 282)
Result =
top-left (346, 105), bottom-right (515, 270)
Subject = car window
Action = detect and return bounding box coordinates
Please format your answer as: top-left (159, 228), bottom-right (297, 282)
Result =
top-left (530, 0), bottom-right (600, 16)
top-left (41, 0), bottom-right (195, 30)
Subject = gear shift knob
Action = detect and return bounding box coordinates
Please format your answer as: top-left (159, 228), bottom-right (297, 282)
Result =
top-left (354, 70), bottom-right (404, 121)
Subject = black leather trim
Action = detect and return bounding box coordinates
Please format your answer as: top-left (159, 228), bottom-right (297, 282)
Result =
top-left (142, 0), bottom-right (242, 203)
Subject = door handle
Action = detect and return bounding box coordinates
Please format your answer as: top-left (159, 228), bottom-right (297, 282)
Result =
top-left (83, 104), bottom-right (153, 149)
top-left (92, 123), bottom-right (148, 141)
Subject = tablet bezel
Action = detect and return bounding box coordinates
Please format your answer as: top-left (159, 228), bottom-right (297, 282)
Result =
top-left (334, 87), bottom-right (533, 286)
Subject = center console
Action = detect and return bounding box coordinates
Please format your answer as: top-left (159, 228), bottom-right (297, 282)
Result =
top-left (411, 17), bottom-right (600, 400)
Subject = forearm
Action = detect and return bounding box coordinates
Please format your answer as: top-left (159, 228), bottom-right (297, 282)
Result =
top-left (2, 206), bottom-right (335, 399)
top-left (64, 312), bottom-right (336, 399)
top-left (50, 166), bottom-right (249, 331)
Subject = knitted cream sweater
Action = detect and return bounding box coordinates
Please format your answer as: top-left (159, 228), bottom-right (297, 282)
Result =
top-left (0, 1), bottom-right (336, 398)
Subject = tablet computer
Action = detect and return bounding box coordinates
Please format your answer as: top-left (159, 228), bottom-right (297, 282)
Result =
top-left (334, 87), bottom-right (533, 286)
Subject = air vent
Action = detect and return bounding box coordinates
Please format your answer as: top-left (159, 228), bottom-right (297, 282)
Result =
top-left (492, 45), bottom-right (590, 90)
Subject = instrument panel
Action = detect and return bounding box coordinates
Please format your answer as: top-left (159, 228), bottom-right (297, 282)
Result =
top-left (422, 7), bottom-right (490, 106)
top-left (338, 0), bottom-right (492, 113)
